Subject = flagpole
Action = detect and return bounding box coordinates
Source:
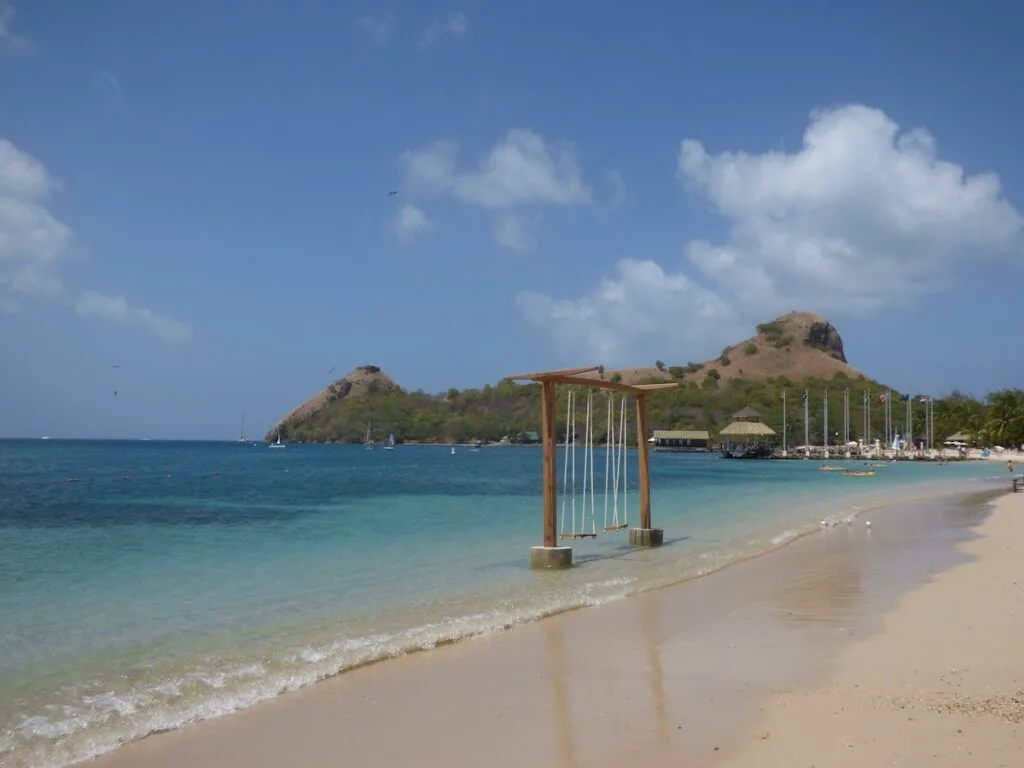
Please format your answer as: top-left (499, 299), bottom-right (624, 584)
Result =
top-left (862, 390), bottom-right (867, 448)
top-left (803, 390), bottom-right (809, 458)
top-left (782, 390), bottom-right (787, 457)
top-left (823, 388), bottom-right (829, 456)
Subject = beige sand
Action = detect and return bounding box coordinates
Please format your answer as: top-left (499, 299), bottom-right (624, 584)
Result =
top-left (78, 490), bottom-right (1021, 768)
top-left (719, 490), bottom-right (1024, 767)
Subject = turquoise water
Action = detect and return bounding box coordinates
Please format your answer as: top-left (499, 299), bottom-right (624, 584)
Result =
top-left (0, 440), bottom-right (1007, 767)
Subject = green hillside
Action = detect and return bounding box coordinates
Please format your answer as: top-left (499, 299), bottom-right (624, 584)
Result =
top-left (274, 370), bottom-right (1019, 448)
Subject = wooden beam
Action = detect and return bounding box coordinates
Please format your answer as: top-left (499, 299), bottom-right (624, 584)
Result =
top-left (636, 393), bottom-right (652, 529)
top-left (633, 383), bottom-right (682, 391)
top-left (505, 366), bottom-right (600, 381)
top-left (541, 380), bottom-right (558, 547)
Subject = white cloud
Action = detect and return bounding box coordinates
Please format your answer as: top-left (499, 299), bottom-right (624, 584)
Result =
top-left (606, 169), bottom-right (626, 208)
top-left (394, 203), bottom-right (434, 243)
top-left (74, 290), bottom-right (193, 344)
top-left (402, 130), bottom-right (590, 209)
top-left (0, 3), bottom-right (32, 54)
top-left (419, 11), bottom-right (467, 48)
top-left (354, 11), bottom-right (395, 42)
top-left (401, 129), bottom-right (589, 249)
top-left (0, 137), bottom-right (192, 343)
top-left (517, 104), bottom-right (1024, 365)
top-left (494, 213), bottom-right (534, 252)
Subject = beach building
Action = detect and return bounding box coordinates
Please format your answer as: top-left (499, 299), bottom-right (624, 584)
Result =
top-left (718, 406), bottom-right (777, 459)
top-left (650, 429), bottom-right (710, 452)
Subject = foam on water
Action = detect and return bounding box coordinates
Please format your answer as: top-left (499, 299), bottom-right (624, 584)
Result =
top-left (0, 440), bottom-right (1005, 767)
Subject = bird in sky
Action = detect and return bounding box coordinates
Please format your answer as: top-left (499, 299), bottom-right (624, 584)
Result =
top-left (388, 190), bottom-right (398, 196)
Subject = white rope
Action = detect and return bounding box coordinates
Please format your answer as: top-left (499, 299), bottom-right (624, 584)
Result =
top-left (610, 395), bottom-right (622, 528)
top-left (586, 390), bottom-right (596, 535)
top-left (603, 393), bottom-right (613, 530)
top-left (560, 389), bottom-right (574, 537)
top-left (620, 396), bottom-right (628, 528)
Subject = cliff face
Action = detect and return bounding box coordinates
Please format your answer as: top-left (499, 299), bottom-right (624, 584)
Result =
top-left (265, 365), bottom-right (400, 440)
top-left (603, 311), bottom-right (863, 385)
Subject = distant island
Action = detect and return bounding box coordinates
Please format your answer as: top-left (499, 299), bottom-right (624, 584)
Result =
top-left (265, 311), bottom-right (1022, 449)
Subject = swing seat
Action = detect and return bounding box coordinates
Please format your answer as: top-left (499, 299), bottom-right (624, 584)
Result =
top-left (602, 523), bottom-right (629, 532)
top-left (560, 532), bottom-right (599, 539)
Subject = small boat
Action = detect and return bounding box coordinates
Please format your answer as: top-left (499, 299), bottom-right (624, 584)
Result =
top-left (269, 428), bottom-right (285, 449)
top-left (364, 420), bottom-right (374, 450)
top-left (450, 446), bottom-right (456, 455)
top-left (819, 465), bottom-right (847, 472)
top-left (844, 469), bottom-right (875, 477)
top-left (238, 412), bottom-right (248, 443)
top-left (383, 432), bottom-right (395, 450)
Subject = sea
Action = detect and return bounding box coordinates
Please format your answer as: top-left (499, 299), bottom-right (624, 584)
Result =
top-left (0, 439), bottom-right (1009, 767)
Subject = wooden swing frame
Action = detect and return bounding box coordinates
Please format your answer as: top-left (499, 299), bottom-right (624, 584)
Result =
top-left (505, 366), bottom-right (678, 548)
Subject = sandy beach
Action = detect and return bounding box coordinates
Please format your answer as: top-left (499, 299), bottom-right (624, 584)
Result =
top-left (719, 488), bottom-right (1024, 767)
top-left (77, 486), bottom-right (1022, 768)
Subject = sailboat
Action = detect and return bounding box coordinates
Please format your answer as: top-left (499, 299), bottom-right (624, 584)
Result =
top-left (383, 432), bottom-right (395, 450)
top-left (364, 420), bottom-right (374, 450)
top-left (269, 427), bottom-right (285, 449)
top-left (238, 412), bottom-right (247, 443)
top-left (450, 445), bottom-right (456, 455)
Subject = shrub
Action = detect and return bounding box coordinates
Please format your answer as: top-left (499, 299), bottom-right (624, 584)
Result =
top-left (743, 342), bottom-right (758, 356)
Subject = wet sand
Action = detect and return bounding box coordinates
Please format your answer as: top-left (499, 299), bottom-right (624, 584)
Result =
top-left (719, 489), bottom-right (1024, 767)
top-left (82, 487), bottom-right (1014, 768)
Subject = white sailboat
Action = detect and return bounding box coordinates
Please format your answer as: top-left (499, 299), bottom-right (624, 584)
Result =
top-left (384, 432), bottom-right (395, 450)
top-left (364, 420), bottom-right (374, 450)
top-left (269, 427), bottom-right (285, 449)
top-left (238, 412), bottom-right (247, 443)
top-left (450, 445), bottom-right (456, 455)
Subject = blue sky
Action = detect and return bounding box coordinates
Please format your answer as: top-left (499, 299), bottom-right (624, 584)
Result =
top-left (1, 0), bottom-right (1022, 440)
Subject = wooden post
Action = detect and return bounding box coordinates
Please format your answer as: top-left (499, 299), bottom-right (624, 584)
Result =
top-left (541, 380), bottom-right (558, 547)
top-left (636, 393), bottom-right (652, 530)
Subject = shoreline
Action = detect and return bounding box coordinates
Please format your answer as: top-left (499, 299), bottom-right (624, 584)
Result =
top-left (717, 488), bottom-right (1024, 766)
top-left (71, 481), bottom-right (1012, 768)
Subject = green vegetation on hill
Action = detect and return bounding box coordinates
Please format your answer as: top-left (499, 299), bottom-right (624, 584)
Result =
top-left (277, 371), bottom-right (1024, 449)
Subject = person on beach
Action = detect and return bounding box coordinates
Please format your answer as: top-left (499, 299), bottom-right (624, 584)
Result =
top-left (1010, 460), bottom-right (1014, 473)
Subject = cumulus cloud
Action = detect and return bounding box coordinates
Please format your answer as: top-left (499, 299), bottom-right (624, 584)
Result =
top-left (394, 202), bottom-right (434, 243)
top-left (517, 104), bottom-right (1024, 364)
top-left (0, 3), bottom-right (32, 54)
top-left (400, 128), bottom-right (589, 248)
top-left (402, 129), bottom-right (590, 209)
top-left (74, 290), bottom-right (192, 344)
top-left (0, 137), bottom-right (192, 343)
top-left (419, 11), bottom-right (467, 48)
top-left (354, 11), bottom-right (395, 42)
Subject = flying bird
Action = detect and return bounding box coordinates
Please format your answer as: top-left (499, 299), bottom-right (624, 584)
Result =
top-left (388, 190), bottom-right (398, 196)
top-left (112, 364), bottom-right (121, 369)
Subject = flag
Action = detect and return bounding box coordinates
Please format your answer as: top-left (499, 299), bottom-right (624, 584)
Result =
top-left (878, 393), bottom-right (887, 402)
top-left (802, 391), bottom-right (808, 401)
top-left (899, 394), bottom-right (911, 401)
top-left (919, 395), bottom-right (929, 403)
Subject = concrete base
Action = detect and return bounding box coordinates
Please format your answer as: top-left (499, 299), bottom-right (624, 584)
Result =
top-left (530, 545), bottom-right (573, 570)
top-left (629, 528), bottom-right (664, 547)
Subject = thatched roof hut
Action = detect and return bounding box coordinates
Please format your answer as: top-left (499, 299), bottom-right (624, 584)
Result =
top-left (719, 404), bottom-right (776, 440)
top-left (945, 431), bottom-right (973, 443)
top-left (731, 406), bottom-right (762, 421)
top-left (719, 420), bottom-right (776, 438)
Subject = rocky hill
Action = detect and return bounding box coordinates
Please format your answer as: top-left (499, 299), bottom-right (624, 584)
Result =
top-left (596, 311), bottom-right (863, 386)
top-left (265, 312), bottom-right (903, 445)
top-left (265, 365), bottom-right (401, 439)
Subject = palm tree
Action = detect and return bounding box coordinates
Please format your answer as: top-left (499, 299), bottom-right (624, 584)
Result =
top-left (983, 389), bottom-right (1024, 447)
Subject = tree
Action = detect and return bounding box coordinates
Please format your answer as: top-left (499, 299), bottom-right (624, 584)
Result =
top-left (655, 360), bottom-right (666, 371)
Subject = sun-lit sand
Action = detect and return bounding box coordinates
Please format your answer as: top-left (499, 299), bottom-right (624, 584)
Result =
top-left (718, 490), bottom-right (1024, 767)
top-left (79, 488), bottom-right (1022, 768)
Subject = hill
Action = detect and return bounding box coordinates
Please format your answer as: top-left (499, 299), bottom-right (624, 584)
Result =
top-left (591, 311), bottom-right (863, 386)
top-left (265, 312), bottom-right (1004, 447)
